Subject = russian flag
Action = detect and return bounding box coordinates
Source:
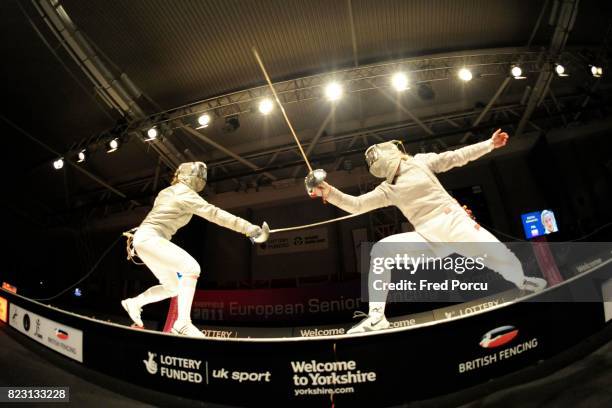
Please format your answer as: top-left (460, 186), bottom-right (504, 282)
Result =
top-left (55, 328), bottom-right (69, 340)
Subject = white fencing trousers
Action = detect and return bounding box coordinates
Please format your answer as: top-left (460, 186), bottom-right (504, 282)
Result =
top-left (368, 204), bottom-right (525, 316)
top-left (132, 229), bottom-right (201, 322)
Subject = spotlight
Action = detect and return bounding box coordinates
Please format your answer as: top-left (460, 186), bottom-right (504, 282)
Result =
top-left (591, 65), bottom-right (603, 78)
top-left (258, 98), bottom-right (274, 114)
top-left (391, 72), bottom-right (409, 91)
top-left (53, 158), bottom-right (64, 170)
top-left (417, 83), bottom-right (435, 101)
top-left (458, 68), bottom-right (473, 82)
top-left (324, 82), bottom-right (343, 101)
top-left (77, 149), bottom-right (86, 163)
top-left (107, 138), bottom-right (120, 153)
top-left (511, 65), bottom-right (525, 79)
top-left (146, 127), bottom-right (158, 141)
top-left (555, 64), bottom-right (568, 77)
top-left (196, 113), bottom-right (212, 129)
top-left (223, 116), bottom-right (240, 133)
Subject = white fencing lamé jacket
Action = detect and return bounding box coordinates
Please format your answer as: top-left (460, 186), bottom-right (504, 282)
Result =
top-left (137, 182), bottom-right (254, 240)
top-left (327, 139), bottom-right (495, 228)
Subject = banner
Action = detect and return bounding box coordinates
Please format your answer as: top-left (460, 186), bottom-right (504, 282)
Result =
top-left (256, 227), bottom-right (328, 255)
top-left (8, 304), bottom-right (83, 362)
top-left (1, 279), bottom-right (608, 407)
top-left (191, 281), bottom-right (361, 323)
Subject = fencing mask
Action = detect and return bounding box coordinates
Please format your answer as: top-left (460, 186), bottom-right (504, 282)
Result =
top-left (364, 140), bottom-right (405, 183)
top-left (173, 162), bottom-right (207, 192)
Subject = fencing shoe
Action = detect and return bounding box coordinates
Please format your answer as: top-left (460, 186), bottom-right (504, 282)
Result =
top-left (121, 298), bottom-right (144, 328)
top-left (172, 321), bottom-right (205, 338)
top-left (347, 311), bottom-right (390, 334)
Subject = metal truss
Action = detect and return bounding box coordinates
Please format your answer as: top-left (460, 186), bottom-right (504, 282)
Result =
top-left (135, 48), bottom-right (542, 131)
top-left (63, 89), bottom-right (601, 222)
top-left (516, 0), bottom-right (580, 136)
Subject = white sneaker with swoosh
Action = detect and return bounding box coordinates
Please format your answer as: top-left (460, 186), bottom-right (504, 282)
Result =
top-left (347, 311), bottom-right (390, 334)
top-left (121, 298), bottom-right (143, 328)
top-left (172, 321), bottom-right (206, 338)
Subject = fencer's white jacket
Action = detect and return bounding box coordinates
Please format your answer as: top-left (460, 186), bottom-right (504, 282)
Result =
top-left (327, 139), bottom-right (495, 228)
top-left (137, 182), bottom-right (253, 240)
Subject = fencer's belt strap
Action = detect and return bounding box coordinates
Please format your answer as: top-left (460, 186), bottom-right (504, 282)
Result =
top-left (269, 212), bottom-right (365, 234)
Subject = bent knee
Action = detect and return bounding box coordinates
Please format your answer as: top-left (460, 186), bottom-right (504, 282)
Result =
top-left (181, 260), bottom-right (201, 279)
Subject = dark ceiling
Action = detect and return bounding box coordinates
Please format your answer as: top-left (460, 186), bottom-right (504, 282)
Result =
top-left (1, 0), bottom-right (611, 225)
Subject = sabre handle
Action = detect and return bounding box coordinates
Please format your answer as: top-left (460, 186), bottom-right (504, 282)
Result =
top-left (305, 169), bottom-right (327, 198)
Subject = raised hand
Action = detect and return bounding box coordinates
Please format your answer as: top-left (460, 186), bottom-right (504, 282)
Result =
top-left (491, 128), bottom-right (509, 149)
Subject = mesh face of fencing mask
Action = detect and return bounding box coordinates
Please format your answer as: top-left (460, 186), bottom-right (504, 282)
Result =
top-left (364, 140), bottom-right (405, 183)
top-left (173, 162), bottom-right (207, 192)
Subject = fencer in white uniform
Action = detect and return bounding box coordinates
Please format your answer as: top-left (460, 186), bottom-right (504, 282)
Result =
top-left (122, 162), bottom-right (268, 337)
top-left (311, 129), bottom-right (546, 334)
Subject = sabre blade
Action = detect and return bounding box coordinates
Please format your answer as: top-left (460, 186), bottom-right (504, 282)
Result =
top-left (252, 47), bottom-right (312, 172)
top-left (270, 212), bottom-right (364, 234)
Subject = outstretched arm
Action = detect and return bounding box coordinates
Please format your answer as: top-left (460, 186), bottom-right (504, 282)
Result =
top-left (417, 129), bottom-right (508, 173)
top-left (181, 189), bottom-right (257, 235)
top-left (315, 182), bottom-right (390, 214)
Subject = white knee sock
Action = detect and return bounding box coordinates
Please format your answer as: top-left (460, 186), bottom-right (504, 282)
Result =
top-left (133, 285), bottom-right (175, 307)
top-left (176, 277), bottom-right (198, 324)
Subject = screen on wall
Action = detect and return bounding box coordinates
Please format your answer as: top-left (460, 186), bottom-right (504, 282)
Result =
top-left (521, 209), bottom-right (559, 239)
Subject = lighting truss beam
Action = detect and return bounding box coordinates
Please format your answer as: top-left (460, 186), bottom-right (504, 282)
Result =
top-left (516, 0), bottom-right (580, 136)
top-left (180, 125), bottom-right (278, 181)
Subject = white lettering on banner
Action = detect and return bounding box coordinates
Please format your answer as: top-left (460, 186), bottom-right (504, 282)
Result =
top-left (143, 352), bottom-right (204, 384)
top-left (458, 338), bottom-right (539, 373)
top-left (389, 318), bottom-right (417, 328)
top-left (211, 368), bottom-right (272, 383)
top-left (201, 329), bottom-right (237, 338)
top-left (443, 301), bottom-right (501, 319)
top-left (8, 304), bottom-right (83, 362)
top-left (256, 227), bottom-right (328, 255)
top-left (227, 297), bottom-right (359, 318)
top-left (299, 327), bottom-right (345, 337)
top-left (145, 352), bottom-right (273, 385)
top-left (291, 359), bottom-right (376, 397)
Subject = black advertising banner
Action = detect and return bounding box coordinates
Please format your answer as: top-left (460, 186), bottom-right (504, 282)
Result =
top-left (0, 281), bottom-right (608, 407)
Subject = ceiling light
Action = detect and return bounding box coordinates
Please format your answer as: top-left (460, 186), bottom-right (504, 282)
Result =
top-left (258, 98), bottom-right (274, 114)
top-left (458, 68), bottom-right (473, 82)
top-left (197, 113), bottom-right (211, 129)
top-left (53, 158), bottom-right (64, 170)
top-left (511, 65), bottom-right (525, 79)
top-left (324, 82), bottom-right (343, 101)
top-left (391, 72), bottom-right (409, 91)
top-left (146, 127), bottom-right (158, 141)
top-left (77, 149), bottom-right (86, 163)
top-left (107, 138), bottom-right (120, 153)
top-left (591, 65), bottom-right (603, 78)
top-left (555, 64), bottom-right (568, 77)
